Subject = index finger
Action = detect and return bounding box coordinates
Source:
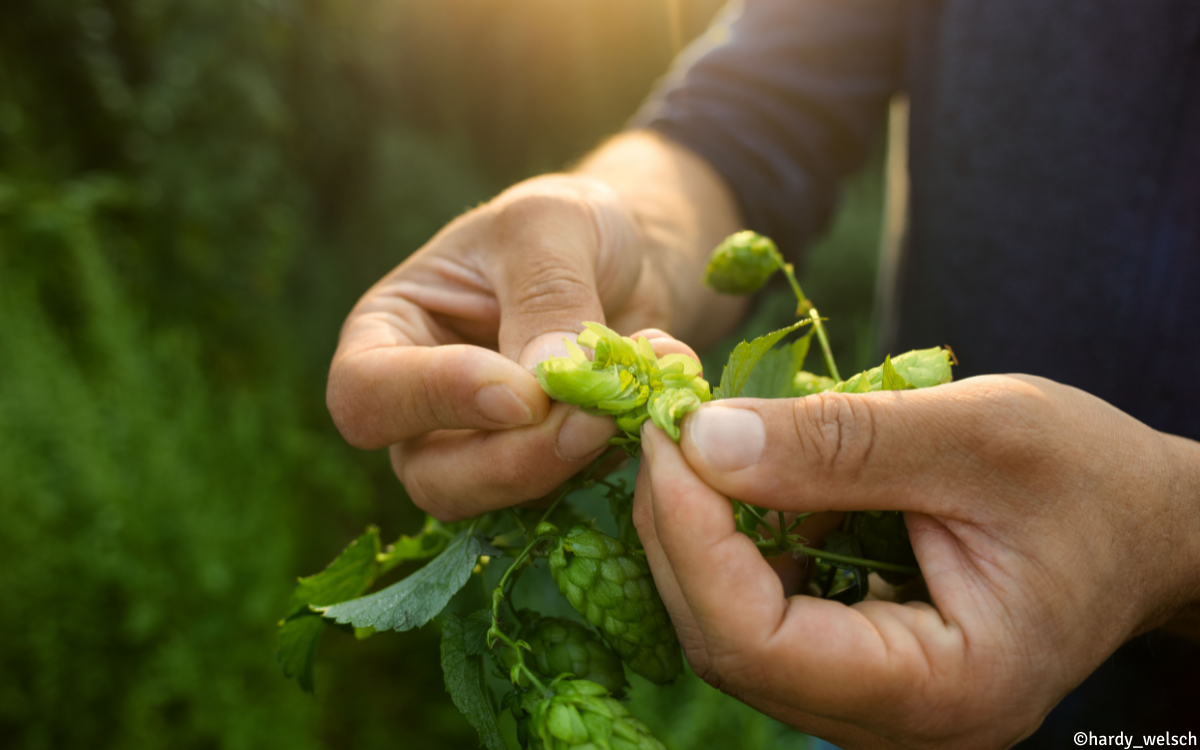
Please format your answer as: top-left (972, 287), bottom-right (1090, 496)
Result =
top-left (327, 292), bottom-right (549, 450)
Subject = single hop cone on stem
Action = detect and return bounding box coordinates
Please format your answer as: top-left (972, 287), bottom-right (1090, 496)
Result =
top-left (548, 526), bottom-right (682, 685)
top-left (703, 230), bottom-right (784, 294)
top-left (519, 678), bottom-right (666, 750)
top-left (505, 613), bottom-right (630, 696)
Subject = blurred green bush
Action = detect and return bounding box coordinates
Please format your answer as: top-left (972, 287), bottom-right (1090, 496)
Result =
top-left (0, 0), bottom-right (878, 748)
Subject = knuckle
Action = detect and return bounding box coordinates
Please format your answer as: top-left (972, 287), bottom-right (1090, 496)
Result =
top-left (509, 260), bottom-right (595, 316)
top-left (396, 449), bottom-right (460, 522)
top-left (326, 362), bottom-right (380, 449)
top-left (791, 392), bottom-right (880, 480)
top-left (956, 376), bottom-right (1054, 469)
top-left (484, 450), bottom-right (560, 502)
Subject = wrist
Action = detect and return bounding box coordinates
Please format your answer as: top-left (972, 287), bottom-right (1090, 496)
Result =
top-left (574, 132), bottom-right (747, 348)
top-left (1139, 431), bottom-right (1200, 638)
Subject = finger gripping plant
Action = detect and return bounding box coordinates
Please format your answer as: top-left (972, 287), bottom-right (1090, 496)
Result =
top-left (275, 231), bottom-right (955, 749)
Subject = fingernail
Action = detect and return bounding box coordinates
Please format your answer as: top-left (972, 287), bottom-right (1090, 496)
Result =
top-left (475, 383), bottom-right (536, 425)
top-left (519, 331), bottom-right (579, 371)
top-left (684, 406), bottom-right (765, 472)
top-left (556, 409), bottom-right (616, 460)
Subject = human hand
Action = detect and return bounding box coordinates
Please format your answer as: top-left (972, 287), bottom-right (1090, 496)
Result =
top-left (325, 160), bottom-right (741, 521)
top-left (633, 375), bottom-right (1200, 749)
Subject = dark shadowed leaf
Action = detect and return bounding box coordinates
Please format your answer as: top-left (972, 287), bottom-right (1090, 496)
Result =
top-left (442, 613), bottom-right (508, 750)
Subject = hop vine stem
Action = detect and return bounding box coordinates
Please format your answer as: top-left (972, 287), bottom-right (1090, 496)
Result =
top-left (487, 445), bottom-right (623, 688)
top-left (778, 258), bottom-right (841, 382)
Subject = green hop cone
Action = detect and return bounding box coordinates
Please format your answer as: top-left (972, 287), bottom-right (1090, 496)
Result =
top-left (830, 347), bottom-right (955, 394)
top-left (522, 678), bottom-right (667, 750)
top-left (792, 370), bottom-right (837, 397)
top-left (535, 322), bottom-right (710, 444)
top-left (510, 615), bottom-right (629, 696)
top-left (548, 526), bottom-right (682, 684)
top-left (703, 230), bottom-right (785, 295)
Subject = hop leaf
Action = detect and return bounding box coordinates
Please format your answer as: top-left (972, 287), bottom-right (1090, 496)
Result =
top-left (506, 615), bottom-right (629, 696)
top-left (548, 527), bottom-right (682, 685)
top-left (535, 322), bottom-right (710, 444)
top-left (519, 678), bottom-right (667, 750)
top-left (703, 230), bottom-right (785, 295)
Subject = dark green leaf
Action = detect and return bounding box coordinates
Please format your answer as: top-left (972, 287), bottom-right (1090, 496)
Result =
top-left (284, 527), bottom-right (382, 619)
top-left (320, 529), bottom-right (482, 631)
top-left (441, 613), bottom-right (508, 750)
top-left (741, 332), bottom-right (812, 399)
top-left (821, 531), bottom-right (868, 603)
top-left (713, 320), bottom-right (811, 400)
top-left (276, 615), bottom-right (326, 694)
top-left (853, 511), bottom-right (920, 585)
top-left (607, 481), bottom-right (640, 551)
top-left (463, 610), bottom-right (494, 657)
top-left (277, 527), bottom-right (382, 692)
top-left (880, 356), bottom-right (917, 391)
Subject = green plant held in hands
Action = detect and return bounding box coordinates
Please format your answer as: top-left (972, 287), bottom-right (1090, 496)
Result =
top-left (274, 229), bottom-right (955, 749)
top-left (536, 322), bottom-right (711, 445)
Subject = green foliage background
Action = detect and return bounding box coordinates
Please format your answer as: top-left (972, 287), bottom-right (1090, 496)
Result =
top-left (0, 0), bottom-right (881, 747)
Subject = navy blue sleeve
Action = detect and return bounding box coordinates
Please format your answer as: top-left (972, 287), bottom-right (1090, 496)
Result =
top-left (631, 0), bottom-right (906, 261)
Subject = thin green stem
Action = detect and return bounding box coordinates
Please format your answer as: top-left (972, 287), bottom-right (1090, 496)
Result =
top-left (841, 511), bottom-right (856, 534)
top-left (486, 447), bottom-right (621, 687)
top-left (808, 308), bottom-right (841, 382)
top-left (776, 510), bottom-right (788, 549)
top-left (790, 544), bottom-right (921, 576)
top-left (738, 502), bottom-right (780, 544)
top-left (785, 513), bottom-right (813, 534)
top-left (777, 259), bottom-right (841, 382)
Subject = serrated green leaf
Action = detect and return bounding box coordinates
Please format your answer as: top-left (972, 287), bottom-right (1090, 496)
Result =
top-left (713, 319), bottom-right (811, 400)
top-left (277, 527), bottom-right (382, 693)
top-left (880, 355), bottom-right (917, 391)
top-left (463, 610), bottom-right (493, 657)
top-left (285, 528), bottom-right (382, 619)
top-left (741, 332), bottom-right (812, 399)
top-left (378, 515), bottom-right (454, 575)
top-left (320, 529), bottom-right (482, 631)
top-left (276, 615), bottom-right (326, 693)
top-left (441, 613), bottom-right (508, 750)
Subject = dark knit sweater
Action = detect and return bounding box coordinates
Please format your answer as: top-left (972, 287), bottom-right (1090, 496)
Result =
top-left (634, 0), bottom-right (1200, 742)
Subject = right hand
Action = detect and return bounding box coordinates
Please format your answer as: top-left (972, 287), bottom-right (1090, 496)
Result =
top-left (326, 174), bottom-right (680, 521)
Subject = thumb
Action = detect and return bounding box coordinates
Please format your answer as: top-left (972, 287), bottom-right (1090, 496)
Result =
top-left (677, 382), bottom-right (1001, 517)
top-left (477, 177), bottom-right (641, 368)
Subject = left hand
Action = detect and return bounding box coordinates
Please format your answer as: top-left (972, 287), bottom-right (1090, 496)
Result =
top-left (633, 374), bottom-right (1200, 749)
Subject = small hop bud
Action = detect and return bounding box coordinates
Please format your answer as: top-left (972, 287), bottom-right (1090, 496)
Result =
top-left (704, 230), bottom-right (785, 295)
